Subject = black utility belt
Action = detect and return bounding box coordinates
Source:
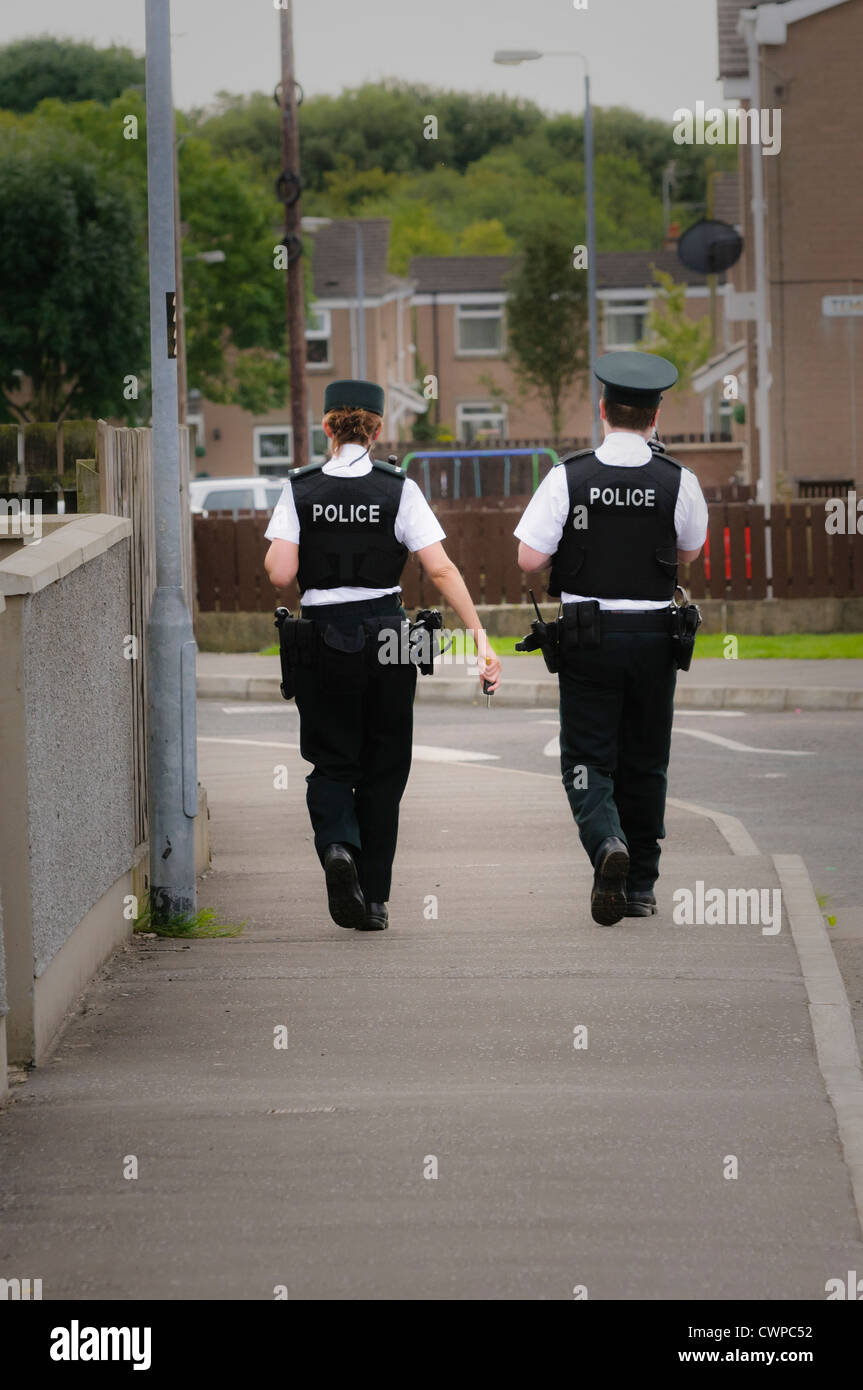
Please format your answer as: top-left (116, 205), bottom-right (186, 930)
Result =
top-left (273, 605), bottom-right (444, 700)
top-left (516, 589), bottom-right (702, 672)
top-left (594, 608), bottom-right (671, 632)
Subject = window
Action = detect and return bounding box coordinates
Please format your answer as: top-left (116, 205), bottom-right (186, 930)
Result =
top-left (306, 307), bottom-right (331, 367)
top-left (253, 425), bottom-right (328, 473)
top-left (456, 303), bottom-right (504, 356)
top-left (201, 488), bottom-right (256, 514)
top-left (604, 300), bottom-right (648, 350)
top-left (455, 402), bottom-right (507, 444)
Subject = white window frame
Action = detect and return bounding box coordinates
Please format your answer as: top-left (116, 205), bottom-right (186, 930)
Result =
top-left (455, 301), bottom-right (505, 357)
top-left (603, 297), bottom-right (650, 350)
top-left (455, 401), bottom-right (508, 443)
top-left (305, 305), bottom-right (332, 369)
top-left (253, 425), bottom-right (328, 471)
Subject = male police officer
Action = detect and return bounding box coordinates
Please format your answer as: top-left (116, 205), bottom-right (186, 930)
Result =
top-left (514, 352), bottom-right (708, 925)
top-left (264, 379), bottom-right (501, 933)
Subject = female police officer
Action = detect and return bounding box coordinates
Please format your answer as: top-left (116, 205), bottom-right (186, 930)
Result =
top-left (264, 378), bottom-right (501, 933)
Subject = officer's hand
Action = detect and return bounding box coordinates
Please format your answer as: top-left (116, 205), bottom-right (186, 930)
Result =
top-left (477, 649), bottom-right (502, 693)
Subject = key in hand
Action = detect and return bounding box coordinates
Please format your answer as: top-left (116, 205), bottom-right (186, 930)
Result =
top-left (482, 678), bottom-right (493, 709)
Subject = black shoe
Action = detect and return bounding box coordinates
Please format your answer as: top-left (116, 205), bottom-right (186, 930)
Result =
top-left (323, 844), bottom-right (366, 930)
top-left (357, 901), bottom-right (388, 932)
top-left (590, 837), bottom-right (630, 926)
top-left (624, 891), bottom-right (657, 918)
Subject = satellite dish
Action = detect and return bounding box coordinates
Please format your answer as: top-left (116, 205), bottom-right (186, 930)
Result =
top-left (677, 218), bottom-right (743, 275)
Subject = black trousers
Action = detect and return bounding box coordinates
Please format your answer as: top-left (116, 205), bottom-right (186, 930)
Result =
top-left (293, 595), bottom-right (417, 902)
top-left (558, 631), bottom-right (677, 892)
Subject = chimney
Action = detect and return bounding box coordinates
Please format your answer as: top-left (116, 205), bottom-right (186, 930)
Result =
top-left (664, 220), bottom-right (681, 252)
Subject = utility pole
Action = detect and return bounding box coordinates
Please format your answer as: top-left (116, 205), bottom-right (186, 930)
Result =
top-left (173, 132), bottom-right (187, 424)
top-left (583, 68), bottom-right (599, 447)
top-left (144, 0), bottom-right (198, 922)
top-left (278, 1), bottom-right (308, 470)
top-left (355, 221), bottom-right (367, 379)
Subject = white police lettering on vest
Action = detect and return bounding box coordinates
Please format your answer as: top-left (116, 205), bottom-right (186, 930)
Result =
top-left (588, 486), bottom-right (656, 507)
top-left (311, 502), bottom-right (381, 523)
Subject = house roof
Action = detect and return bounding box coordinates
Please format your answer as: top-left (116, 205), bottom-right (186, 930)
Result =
top-left (409, 256), bottom-right (514, 294)
top-left (717, 0), bottom-right (783, 78)
top-left (311, 219), bottom-right (406, 298)
top-left (410, 249), bottom-right (716, 294)
top-left (717, 0), bottom-right (848, 78)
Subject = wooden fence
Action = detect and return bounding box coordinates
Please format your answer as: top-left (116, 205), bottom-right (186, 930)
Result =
top-left (195, 499), bottom-right (863, 614)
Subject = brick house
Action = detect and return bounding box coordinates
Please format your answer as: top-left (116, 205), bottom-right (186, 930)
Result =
top-left (193, 219), bottom-right (425, 479)
top-left (409, 250), bottom-right (729, 445)
top-left (194, 224), bottom-right (732, 479)
top-left (716, 0), bottom-right (863, 498)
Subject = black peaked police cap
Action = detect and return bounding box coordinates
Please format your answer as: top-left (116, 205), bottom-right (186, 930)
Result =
top-left (323, 378), bottom-right (385, 416)
top-left (595, 351), bottom-right (678, 409)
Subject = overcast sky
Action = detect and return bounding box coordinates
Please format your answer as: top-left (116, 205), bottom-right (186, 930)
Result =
top-left (5, 0), bottom-right (724, 122)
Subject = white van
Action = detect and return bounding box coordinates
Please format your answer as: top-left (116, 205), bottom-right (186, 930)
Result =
top-left (189, 476), bottom-right (288, 517)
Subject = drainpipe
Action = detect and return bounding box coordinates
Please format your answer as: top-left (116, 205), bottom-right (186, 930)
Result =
top-left (740, 7), bottom-right (774, 596)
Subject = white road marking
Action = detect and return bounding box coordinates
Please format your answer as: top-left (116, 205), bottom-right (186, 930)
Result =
top-left (412, 745), bottom-right (499, 763)
top-left (221, 704), bottom-right (298, 714)
top-left (541, 726), bottom-right (810, 758)
top-left (672, 709), bottom-right (747, 718)
top-left (538, 712), bottom-right (748, 723)
top-left (672, 728), bottom-right (813, 755)
top-left (199, 736), bottom-right (498, 764)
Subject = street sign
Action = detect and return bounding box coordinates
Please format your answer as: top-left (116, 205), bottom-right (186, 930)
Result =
top-left (822, 295), bottom-right (863, 317)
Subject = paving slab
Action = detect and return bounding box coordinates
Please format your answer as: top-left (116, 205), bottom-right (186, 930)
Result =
top-left (1, 743), bottom-right (861, 1299)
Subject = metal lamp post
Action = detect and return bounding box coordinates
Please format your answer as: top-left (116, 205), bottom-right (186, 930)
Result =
top-left (493, 49), bottom-right (600, 445)
top-left (145, 0), bottom-right (198, 922)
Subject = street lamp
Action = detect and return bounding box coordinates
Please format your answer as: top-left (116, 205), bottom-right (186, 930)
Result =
top-left (493, 48), bottom-right (600, 445)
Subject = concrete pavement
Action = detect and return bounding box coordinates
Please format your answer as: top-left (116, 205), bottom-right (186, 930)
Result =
top-left (197, 651), bottom-right (863, 711)
top-left (1, 728), bottom-right (862, 1298)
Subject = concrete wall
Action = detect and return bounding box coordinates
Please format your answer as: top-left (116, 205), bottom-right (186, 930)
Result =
top-left (22, 543), bottom-right (136, 974)
top-left (0, 516), bottom-right (137, 1064)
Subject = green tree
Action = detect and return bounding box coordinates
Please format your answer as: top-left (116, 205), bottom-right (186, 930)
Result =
top-left (3, 96), bottom-right (306, 416)
top-left (386, 202), bottom-right (455, 275)
top-left (0, 124), bottom-right (148, 422)
top-left (0, 36), bottom-right (144, 113)
top-left (505, 227), bottom-right (588, 437)
top-left (456, 218), bottom-right (514, 256)
top-left (638, 268), bottom-right (712, 392)
top-left (320, 156), bottom-right (401, 216)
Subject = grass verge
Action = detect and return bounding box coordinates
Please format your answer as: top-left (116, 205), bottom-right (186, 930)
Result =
top-left (261, 632), bottom-right (862, 660)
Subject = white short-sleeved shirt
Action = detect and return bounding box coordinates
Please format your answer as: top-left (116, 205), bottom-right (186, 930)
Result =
top-left (513, 431), bottom-right (709, 610)
top-left (264, 440), bottom-right (446, 606)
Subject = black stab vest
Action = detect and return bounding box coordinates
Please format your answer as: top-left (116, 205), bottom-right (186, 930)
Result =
top-left (547, 449), bottom-right (683, 600)
top-left (291, 460), bottom-right (409, 593)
